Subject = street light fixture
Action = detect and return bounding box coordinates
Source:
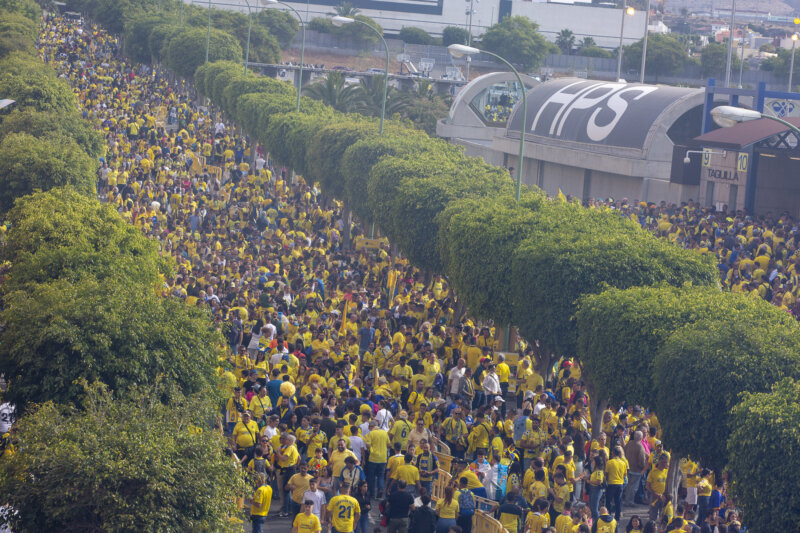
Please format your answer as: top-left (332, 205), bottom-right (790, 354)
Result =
top-left (790, 33), bottom-right (799, 92)
top-left (332, 15), bottom-right (389, 134)
top-left (711, 105), bottom-right (800, 137)
top-left (448, 44), bottom-right (528, 202)
top-left (0, 99), bottom-right (15, 110)
top-left (616, 3), bottom-right (636, 82)
top-left (262, 0), bottom-right (307, 111)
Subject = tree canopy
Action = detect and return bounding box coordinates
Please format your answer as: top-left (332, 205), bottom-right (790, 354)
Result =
top-left (480, 16), bottom-right (549, 71)
top-left (623, 33), bottom-right (687, 80)
top-left (165, 27), bottom-right (243, 79)
top-left (0, 383), bottom-right (244, 532)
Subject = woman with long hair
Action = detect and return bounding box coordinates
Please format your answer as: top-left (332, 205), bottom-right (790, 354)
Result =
top-left (354, 480), bottom-right (371, 533)
top-left (435, 485), bottom-right (459, 533)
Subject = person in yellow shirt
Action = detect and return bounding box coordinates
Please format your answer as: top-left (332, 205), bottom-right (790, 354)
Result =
top-left (435, 485), bottom-right (460, 531)
top-left (388, 452), bottom-right (422, 495)
top-left (645, 454), bottom-right (669, 522)
top-left (326, 484), bottom-right (361, 533)
top-left (250, 473), bottom-right (272, 533)
top-left (292, 500), bottom-right (322, 533)
top-left (525, 498), bottom-right (550, 533)
top-left (287, 462), bottom-right (315, 517)
top-left (231, 411), bottom-right (260, 466)
top-left (604, 446), bottom-right (627, 523)
top-left (495, 354), bottom-right (511, 417)
top-left (389, 412), bottom-right (413, 449)
top-left (364, 420), bottom-right (390, 499)
top-left (276, 434), bottom-right (301, 517)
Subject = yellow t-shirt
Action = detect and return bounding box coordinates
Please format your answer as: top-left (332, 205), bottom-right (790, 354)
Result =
top-left (327, 495), bottom-right (361, 532)
top-left (436, 498), bottom-right (459, 519)
top-left (647, 466), bottom-right (667, 496)
top-left (458, 469), bottom-right (483, 490)
top-left (251, 484), bottom-right (273, 516)
top-left (365, 429), bottom-right (390, 464)
top-left (605, 457), bottom-right (627, 485)
top-left (330, 449), bottom-right (358, 477)
top-left (392, 464), bottom-right (420, 485)
top-left (525, 511), bottom-right (549, 533)
top-left (496, 362), bottom-right (510, 384)
top-left (289, 473), bottom-right (314, 503)
top-left (233, 420), bottom-right (260, 448)
top-left (277, 444), bottom-right (300, 468)
top-left (293, 513), bottom-right (321, 533)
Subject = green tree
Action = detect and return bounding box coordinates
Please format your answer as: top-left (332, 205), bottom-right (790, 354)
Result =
top-left (761, 47), bottom-right (797, 78)
top-left (575, 286), bottom-right (781, 430)
top-left (398, 26), bottom-right (435, 45)
top-left (579, 36), bottom-right (597, 49)
top-left (0, 133), bottom-right (96, 213)
top-left (334, 14), bottom-right (382, 45)
top-left (264, 111), bottom-right (335, 176)
top-left (700, 41), bottom-right (740, 76)
top-left (303, 71), bottom-right (362, 113)
top-left (0, 71), bottom-right (77, 114)
top-left (578, 46), bottom-right (612, 59)
top-left (220, 73), bottom-right (293, 118)
top-left (123, 14), bottom-right (172, 63)
top-left (397, 93), bottom-right (450, 136)
top-left (256, 9), bottom-right (299, 48)
top-left (194, 60), bottom-right (243, 100)
top-left (728, 378), bottom-right (800, 533)
top-left (442, 26), bottom-right (469, 46)
top-left (622, 33), bottom-right (687, 79)
top-left (0, 11), bottom-right (38, 58)
top-left (0, 383), bottom-right (244, 532)
top-left (165, 27), bottom-right (242, 79)
top-left (308, 17), bottom-right (334, 34)
top-left (340, 130), bottom-right (433, 225)
top-left (147, 23), bottom-right (180, 62)
top-left (355, 75), bottom-right (412, 117)
top-left (331, 1), bottom-right (360, 16)
top-left (480, 16), bottom-right (550, 71)
top-left (653, 310), bottom-right (800, 470)
top-left (0, 0), bottom-right (39, 20)
top-left (437, 193), bottom-right (545, 324)
top-left (555, 29), bottom-right (575, 55)
top-left (1, 187), bottom-right (165, 291)
top-left (510, 201), bottom-right (717, 359)
top-left (0, 108), bottom-right (104, 159)
top-left (0, 277), bottom-right (222, 410)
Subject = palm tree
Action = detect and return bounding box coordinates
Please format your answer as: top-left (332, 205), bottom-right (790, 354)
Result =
top-left (302, 71), bottom-right (361, 113)
top-left (330, 2), bottom-right (360, 17)
top-left (556, 29), bottom-right (576, 55)
top-left (354, 76), bottom-right (412, 117)
top-left (579, 37), bottom-right (597, 50)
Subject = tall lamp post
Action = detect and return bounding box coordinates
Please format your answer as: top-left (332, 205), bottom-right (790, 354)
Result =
top-left (448, 44), bottom-right (527, 202)
top-left (205, 0), bottom-right (212, 64)
top-left (790, 33), bottom-right (799, 92)
top-left (711, 105), bottom-right (800, 137)
top-left (332, 16), bottom-right (389, 134)
top-left (639, 0), bottom-right (650, 83)
top-left (724, 0), bottom-right (736, 87)
top-left (616, 3), bottom-right (636, 82)
top-left (263, 0), bottom-right (307, 111)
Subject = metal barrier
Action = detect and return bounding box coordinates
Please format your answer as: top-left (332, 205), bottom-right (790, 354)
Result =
top-left (202, 165), bottom-right (222, 180)
top-left (473, 510), bottom-right (505, 533)
top-left (431, 436), bottom-right (451, 455)
top-left (474, 494), bottom-right (499, 514)
top-left (434, 451), bottom-right (453, 475)
top-left (431, 468), bottom-right (451, 502)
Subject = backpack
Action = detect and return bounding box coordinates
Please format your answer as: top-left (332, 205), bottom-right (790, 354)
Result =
top-left (459, 489), bottom-right (475, 516)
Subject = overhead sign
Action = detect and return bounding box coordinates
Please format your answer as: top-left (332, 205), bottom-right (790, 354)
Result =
top-left (507, 78), bottom-right (698, 150)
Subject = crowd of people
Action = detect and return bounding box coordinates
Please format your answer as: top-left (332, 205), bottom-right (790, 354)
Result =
top-left (23, 14), bottom-right (764, 533)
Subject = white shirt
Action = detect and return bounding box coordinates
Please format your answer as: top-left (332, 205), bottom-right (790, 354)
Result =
top-left (349, 435), bottom-right (367, 463)
top-left (448, 367), bottom-right (465, 394)
top-left (303, 489), bottom-right (327, 521)
top-left (0, 403), bottom-right (15, 434)
top-left (359, 421), bottom-right (371, 437)
top-left (375, 409), bottom-right (393, 431)
top-left (482, 372), bottom-right (501, 395)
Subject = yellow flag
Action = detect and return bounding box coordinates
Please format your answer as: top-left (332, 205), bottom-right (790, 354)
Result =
top-left (557, 189), bottom-right (567, 202)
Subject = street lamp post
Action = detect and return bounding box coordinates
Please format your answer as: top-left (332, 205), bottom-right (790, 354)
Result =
top-left (243, 0), bottom-right (254, 76)
top-left (263, 0), bottom-right (307, 111)
top-left (639, 0), bottom-right (650, 83)
top-left (790, 34), bottom-right (798, 92)
top-left (711, 105), bottom-right (800, 137)
top-left (332, 16), bottom-right (389, 134)
top-left (724, 0), bottom-right (736, 87)
top-left (448, 44), bottom-right (527, 202)
top-left (738, 37), bottom-right (746, 88)
top-left (616, 3), bottom-right (635, 82)
top-left (205, 0), bottom-right (212, 64)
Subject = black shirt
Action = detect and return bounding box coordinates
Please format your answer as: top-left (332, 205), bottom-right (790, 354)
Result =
top-left (386, 489), bottom-right (414, 519)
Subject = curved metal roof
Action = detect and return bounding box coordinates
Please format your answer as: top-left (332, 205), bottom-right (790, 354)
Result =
top-left (506, 78), bottom-right (703, 152)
